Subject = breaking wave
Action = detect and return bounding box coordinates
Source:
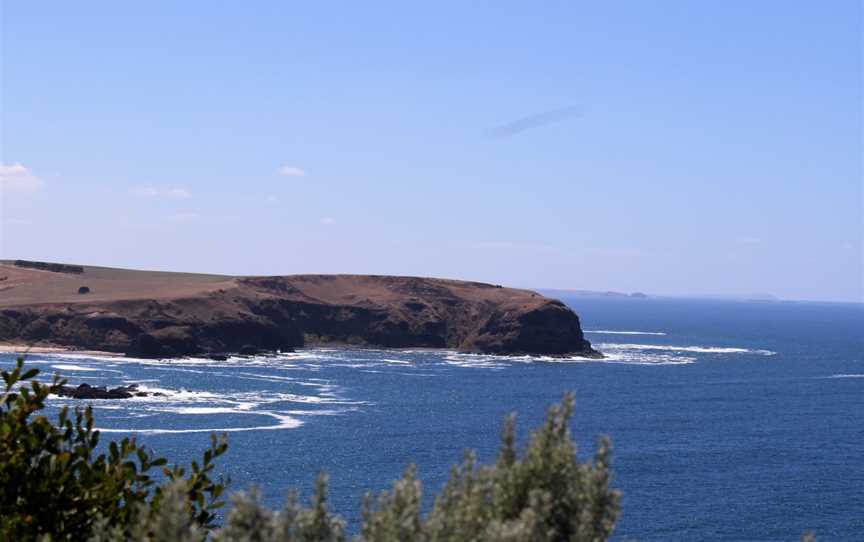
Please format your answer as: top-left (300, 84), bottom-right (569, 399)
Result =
top-left (89, 382), bottom-right (361, 434)
top-left (51, 364), bottom-right (100, 372)
top-left (19, 340), bottom-right (783, 435)
top-left (598, 343), bottom-right (776, 356)
top-left (441, 351), bottom-right (692, 367)
top-left (585, 330), bottom-right (667, 336)
top-left (30, 351), bottom-right (363, 434)
top-left (97, 412), bottom-right (304, 434)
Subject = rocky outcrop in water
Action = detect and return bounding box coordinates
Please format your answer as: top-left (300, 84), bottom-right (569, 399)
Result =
top-left (54, 383), bottom-right (161, 399)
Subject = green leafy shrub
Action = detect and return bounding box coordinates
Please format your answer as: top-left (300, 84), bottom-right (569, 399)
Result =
top-left (208, 395), bottom-right (620, 542)
top-left (0, 356), bottom-right (228, 541)
top-left (360, 394), bottom-right (619, 542)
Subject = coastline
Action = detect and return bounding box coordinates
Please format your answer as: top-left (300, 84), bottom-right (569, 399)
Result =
top-left (0, 342), bottom-right (605, 361)
top-left (1, 263), bottom-right (599, 359)
top-left (0, 343), bottom-right (124, 358)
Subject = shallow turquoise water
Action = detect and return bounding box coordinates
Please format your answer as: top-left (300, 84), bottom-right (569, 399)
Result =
top-left (4, 297), bottom-right (862, 540)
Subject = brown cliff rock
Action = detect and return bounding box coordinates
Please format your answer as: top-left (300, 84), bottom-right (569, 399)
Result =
top-left (0, 262), bottom-right (600, 359)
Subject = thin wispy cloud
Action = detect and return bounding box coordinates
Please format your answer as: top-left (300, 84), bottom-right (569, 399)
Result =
top-left (487, 106), bottom-right (581, 139)
top-left (0, 162), bottom-right (44, 193)
top-left (590, 248), bottom-right (643, 257)
top-left (130, 186), bottom-right (192, 199)
top-left (468, 241), bottom-right (562, 254)
top-left (158, 212), bottom-right (240, 226)
top-left (168, 212), bottom-right (201, 222)
top-left (737, 236), bottom-right (762, 245)
top-left (278, 165), bottom-right (306, 177)
top-left (320, 217), bottom-right (336, 225)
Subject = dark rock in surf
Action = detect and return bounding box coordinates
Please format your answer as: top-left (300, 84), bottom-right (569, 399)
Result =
top-left (55, 383), bottom-right (162, 400)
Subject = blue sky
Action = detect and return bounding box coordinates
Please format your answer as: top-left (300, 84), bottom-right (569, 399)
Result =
top-left (1, 1), bottom-right (861, 302)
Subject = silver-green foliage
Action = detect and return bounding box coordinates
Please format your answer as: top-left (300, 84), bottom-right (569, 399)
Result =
top-left (86, 394), bottom-right (824, 542)
top-left (0, 356), bottom-right (227, 541)
top-left (215, 474), bottom-right (346, 542)
top-left (362, 394), bottom-right (619, 542)
top-left (88, 481), bottom-right (206, 542)
top-left (209, 393), bottom-right (620, 542)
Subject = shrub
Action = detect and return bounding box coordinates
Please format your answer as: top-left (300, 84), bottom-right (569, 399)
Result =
top-left (146, 394), bottom-right (620, 542)
top-left (0, 356), bottom-right (228, 541)
top-left (3, 356), bottom-right (622, 541)
top-left (359, 395), bottom-right (619, 542)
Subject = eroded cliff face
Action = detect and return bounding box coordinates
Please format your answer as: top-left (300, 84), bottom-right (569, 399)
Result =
top-left (0, 263), bottom-right (599, 358)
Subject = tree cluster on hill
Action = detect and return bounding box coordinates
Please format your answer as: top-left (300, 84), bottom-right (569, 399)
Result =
top-left (13, 260), bottom-right (85, 274)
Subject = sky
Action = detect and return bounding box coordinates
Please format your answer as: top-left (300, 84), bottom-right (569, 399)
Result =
top-left (1, 1), bottom-right (861, 302)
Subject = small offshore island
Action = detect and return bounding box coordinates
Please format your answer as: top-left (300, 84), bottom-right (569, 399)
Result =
top-left (0, 260), bottom-right (600, 359)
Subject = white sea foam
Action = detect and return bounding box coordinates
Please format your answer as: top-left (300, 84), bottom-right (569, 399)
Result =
top-left (439, 345), bottom-right (775, 366)
top-left (35, 349), bottom-right (368, 434)
top-left (132, 385), bottom-right (222, 401)
top-left (439, 349), bottom-right (694, 367)
top-left (164, 407), bottom-right (243, 415)
top-left (329, 363), bottom-right (376, 369)
top-left (589, 350), bottom-right (695, 365)
top-left (129, 383), bottom-right (363, 411)
top-left (599, 343), bottom-right (776, 355)
top-left (51, 364), bottom-right (100, 372)
top-left (284, 409), bottom-right (349, 416)
top-left (27, 357), bottom-right (121, 372)
top-left (52, 353), bottom-right (151, 363)
top-left (827, 374), bottom-right (864, 379)
top-left (442, 354), bottom-right (508, 369)
top-left (523, 351), bottom-right (693, 365)
top-left (585, 330), bottom-right (667, 336)
top-left (381, 358), bottom-right (412, 365)
top-left (235, 372), bottom-right (299, 382)
top-left (97, 412), bottom-right (304, 434)
top-left (96, 385), bottom-right (350, 433)
top-left (276, 393), bottom-right (331, 404)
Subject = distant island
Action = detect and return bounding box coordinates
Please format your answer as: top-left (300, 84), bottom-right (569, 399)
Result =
top-left (540, 288), bottom-right (649, 299)
top-left (0, 260), bottom-right (600, 359)
top-left (540, 288), bottom-right (784, 303)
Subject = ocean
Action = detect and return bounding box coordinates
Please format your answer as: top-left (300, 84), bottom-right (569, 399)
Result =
top-left (3, 296), bottom-right (862, 540)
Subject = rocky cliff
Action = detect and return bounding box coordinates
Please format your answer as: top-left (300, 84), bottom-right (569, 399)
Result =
top-left (0, 261), bottom-right (600, 358)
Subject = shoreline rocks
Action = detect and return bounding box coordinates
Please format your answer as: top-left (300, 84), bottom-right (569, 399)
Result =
top-left (54, 383), bottom-right (164, 400)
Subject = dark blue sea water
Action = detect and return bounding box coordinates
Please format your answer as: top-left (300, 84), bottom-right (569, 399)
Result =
top-left (3, 297), bottom-right (862, 540)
